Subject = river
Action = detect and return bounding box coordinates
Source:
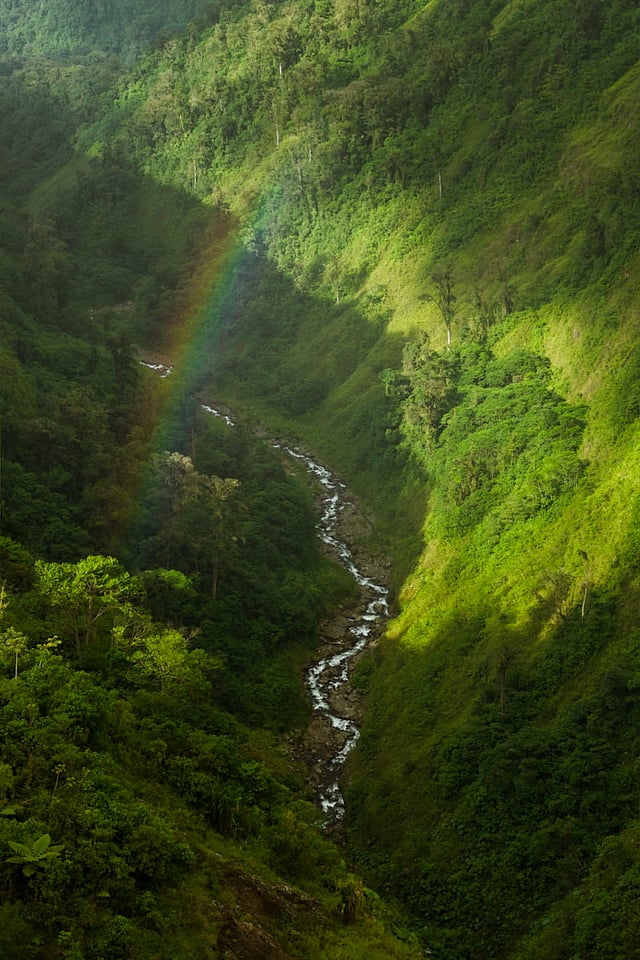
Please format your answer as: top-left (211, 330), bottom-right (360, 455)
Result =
top-left (142, 360), bottom-right (390, 823)
top-left (274, 444), bottom-right (389, 822)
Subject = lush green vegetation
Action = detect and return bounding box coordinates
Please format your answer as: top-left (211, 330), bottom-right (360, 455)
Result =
top-left (0, 535), bottom-right (417, 958)
top-left (0, 8), bottom-right (420, 955)
top-left (2, 0), bottom-right (640, 957)
top-left (0, 1), bottom-right (218, 62)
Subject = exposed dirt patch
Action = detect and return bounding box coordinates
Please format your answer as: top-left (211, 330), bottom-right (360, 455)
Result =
top-left (213, 862), bottom-right (324, 959)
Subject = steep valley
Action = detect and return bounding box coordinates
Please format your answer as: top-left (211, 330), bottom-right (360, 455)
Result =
top-left (0, 1), bottom-right (639, 958)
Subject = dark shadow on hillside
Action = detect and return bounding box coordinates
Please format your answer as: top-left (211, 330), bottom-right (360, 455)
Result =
top-left (347, 572), bottom-right (640, 958)
top-left (0, 61), bottom-right (426, 579)
top-left (162, 242), bottom-right (427, 589)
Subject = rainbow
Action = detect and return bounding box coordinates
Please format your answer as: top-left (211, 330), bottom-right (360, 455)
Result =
top-left (117, 208), bottom-right (249, 559)
top-left (157, 210), bottom-right (242, 396)
top-left (142, 205), bottom-right (255, 437)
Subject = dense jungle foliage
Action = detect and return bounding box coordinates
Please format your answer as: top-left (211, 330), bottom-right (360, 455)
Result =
top-left (0, 1), bottom-right (218, 62)
top-left (1, 0), bottom-right (639, 957)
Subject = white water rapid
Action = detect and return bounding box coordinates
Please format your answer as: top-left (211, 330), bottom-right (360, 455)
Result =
top-left (141, 358), bottom-right (389, 822)
top-left (276, 445), bottom-right (389, 821)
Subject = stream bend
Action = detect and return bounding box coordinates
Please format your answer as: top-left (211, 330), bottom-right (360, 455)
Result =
top-left (142, 362), bottom-right (389, 822)
top-left (276, 445), bottom-right (389, 821)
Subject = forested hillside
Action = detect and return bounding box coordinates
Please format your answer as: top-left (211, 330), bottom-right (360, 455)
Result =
top-left (1, 0), bottom-right (639, 958)
top-left (0, 1), bottom-right (217, 62)
top-left (0, 4), bottom-right (420, 957)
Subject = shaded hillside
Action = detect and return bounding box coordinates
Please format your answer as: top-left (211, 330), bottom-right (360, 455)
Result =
top-left (0, 14), bottom-right (421, 959)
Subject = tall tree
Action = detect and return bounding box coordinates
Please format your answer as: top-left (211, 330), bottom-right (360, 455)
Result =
top-left (35, 555), bottom-right (141, 656)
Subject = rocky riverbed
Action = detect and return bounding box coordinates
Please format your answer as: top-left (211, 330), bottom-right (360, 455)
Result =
top-left (280, 461), bottom-right (391, 830)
